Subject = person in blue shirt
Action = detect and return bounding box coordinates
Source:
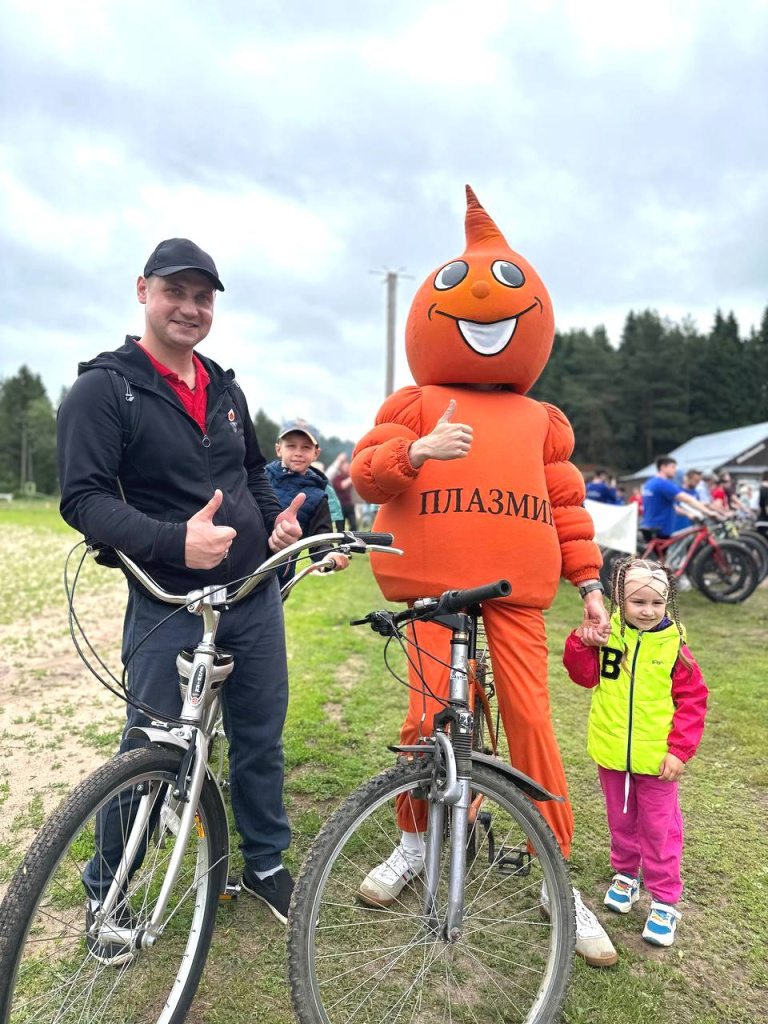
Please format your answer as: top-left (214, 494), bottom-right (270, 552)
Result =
top-left (586, 469), bottom-right (620, 504)
top-left (641, 458), bottom-right (716, 542)
top-left (672, 469), bottom-right (704, 533)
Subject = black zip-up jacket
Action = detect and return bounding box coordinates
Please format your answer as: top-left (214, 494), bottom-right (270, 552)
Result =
top-left (58, 337), bottom-right (283, 597)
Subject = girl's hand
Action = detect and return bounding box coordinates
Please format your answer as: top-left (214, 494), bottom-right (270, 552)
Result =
top-left (575, 624), bottom-right (610, 647)
top-left (658, 753), bottom-right (685, 782)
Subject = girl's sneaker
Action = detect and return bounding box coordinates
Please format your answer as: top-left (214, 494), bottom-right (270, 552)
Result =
top-left (604, 873), bottom-right (640, 914)
top-left (642, 901), bottom-right (681, 946)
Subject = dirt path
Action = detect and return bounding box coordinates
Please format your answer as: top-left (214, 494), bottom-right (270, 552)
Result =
top-left (0, 530), bottom-right (128, 849)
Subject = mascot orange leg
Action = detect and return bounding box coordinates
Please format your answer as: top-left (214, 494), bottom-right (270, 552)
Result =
top-left (396, 605), bottom-right (573, 859)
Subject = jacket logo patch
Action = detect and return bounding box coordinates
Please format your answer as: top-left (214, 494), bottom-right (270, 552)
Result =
top-left (227, 408), bottom-right (238, 432)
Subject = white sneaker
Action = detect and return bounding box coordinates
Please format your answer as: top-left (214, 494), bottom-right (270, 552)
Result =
top-left (642, 901), bottom-right (681, 946)
top-left (358, 845), bottom-right (424, 907)
top-left (541, 882), bottom-right (618, 968)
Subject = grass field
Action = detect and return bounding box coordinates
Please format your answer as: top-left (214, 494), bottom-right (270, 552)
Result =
top-left (0, 503), bottom-right (766, 1023)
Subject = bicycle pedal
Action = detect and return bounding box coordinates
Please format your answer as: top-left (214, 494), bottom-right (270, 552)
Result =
top-left (219, 877), bottom-right (242, 901)
top-left (495, 845), bottom-right (532, 876)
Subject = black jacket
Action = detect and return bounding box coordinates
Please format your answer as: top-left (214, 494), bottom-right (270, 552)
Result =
top-left (58, 337), bottom-right (283, 596)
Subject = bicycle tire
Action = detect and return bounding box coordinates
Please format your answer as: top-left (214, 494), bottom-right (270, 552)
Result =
top-left (689, 539), bottom-right (759, 603)
top-left (0, 746), bottom-right (228, 1024)
top-left (288, 758), bottom-right (575, 1024)
top-left (734, 529), bottom-right (768, 582)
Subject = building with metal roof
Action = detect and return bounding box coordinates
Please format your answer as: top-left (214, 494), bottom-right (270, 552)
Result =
top-left (625, 421), bottom-right (768, 482)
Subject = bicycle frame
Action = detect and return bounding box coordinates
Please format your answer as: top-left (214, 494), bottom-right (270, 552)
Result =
top-left (641, 521), bottom-right (720, 575)
top-left (389, 604), bottom-right (561, 943)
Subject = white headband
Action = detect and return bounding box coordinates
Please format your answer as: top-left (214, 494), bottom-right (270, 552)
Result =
top-left (619, 564), bottom-right (669, 602)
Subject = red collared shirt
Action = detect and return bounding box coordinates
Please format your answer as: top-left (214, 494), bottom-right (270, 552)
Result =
top-left (138, 344), bottom-right (209, 433)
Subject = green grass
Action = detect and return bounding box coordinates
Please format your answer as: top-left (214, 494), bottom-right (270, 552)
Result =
top-left (1, 508), bottom-right (766, 1022)
top-left (199, 565), bottom-right (768, 1024)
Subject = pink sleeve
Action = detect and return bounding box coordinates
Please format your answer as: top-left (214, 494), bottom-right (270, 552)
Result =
top-left (562, 631), bottom-right (601, 689)
top-left (667, 646), bottom-right (709, 762)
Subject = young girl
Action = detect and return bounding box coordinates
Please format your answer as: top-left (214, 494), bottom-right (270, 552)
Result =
top-left (563, 558), bottom-right (708, 946)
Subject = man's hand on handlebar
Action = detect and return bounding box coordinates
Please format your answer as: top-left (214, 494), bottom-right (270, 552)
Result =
top-left (185, 490), bottom-right (237, 569)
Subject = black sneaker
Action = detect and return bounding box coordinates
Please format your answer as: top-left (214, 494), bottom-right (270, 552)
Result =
top-left (85, 898), bottom-right (136, 967)
top-left (241, 865), bottom-right (294, 924)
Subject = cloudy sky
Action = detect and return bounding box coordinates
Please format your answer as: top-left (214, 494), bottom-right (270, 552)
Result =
top-left (2, 0), bottom-right (766, 440)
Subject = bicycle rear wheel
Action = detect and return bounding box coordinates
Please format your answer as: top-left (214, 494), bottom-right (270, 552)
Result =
top-left (0, 746), bottom-right (228, 1024)
top-left (689, 540), bottom-right (758, 603)
top-left (288, 759), bottom-right (575, 1024)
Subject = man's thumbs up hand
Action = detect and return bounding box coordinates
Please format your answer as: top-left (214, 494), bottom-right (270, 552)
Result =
top-left (269, 493), bottom-right (305, 552)
top-left (408, 399), bottom-right (473, 469)
top-left (185, 489), bottom-right (237, 569)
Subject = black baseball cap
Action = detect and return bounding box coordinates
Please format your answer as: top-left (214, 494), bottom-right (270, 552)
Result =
top-left (143, 238), bottom-right (225, 291)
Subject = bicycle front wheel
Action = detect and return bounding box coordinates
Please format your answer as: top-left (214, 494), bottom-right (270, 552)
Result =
top-left (689, 539), bottom-right (759, 602)
top-left (288, 759), bottom-right (575, 1024)
top-left (0, 746), bottom-right (228, 1024)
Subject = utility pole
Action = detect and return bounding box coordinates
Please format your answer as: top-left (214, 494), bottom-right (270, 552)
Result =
top-left (371, 268), bottom-right (412, 397)
top-left (19, 421), bottom-right (27, 491)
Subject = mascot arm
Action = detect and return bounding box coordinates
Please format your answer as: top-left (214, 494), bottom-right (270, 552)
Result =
top-left (351, 387), bottom-right (423, 503)
top-left (542, 403), bottom-right (602, 585)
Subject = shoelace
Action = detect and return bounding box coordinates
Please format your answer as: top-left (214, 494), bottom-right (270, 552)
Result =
top-left (574, 892), bottom-right (602, 935)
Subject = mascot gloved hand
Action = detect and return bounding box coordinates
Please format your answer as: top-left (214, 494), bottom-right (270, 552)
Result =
top-left (351, 186), bottom-right (616, 968)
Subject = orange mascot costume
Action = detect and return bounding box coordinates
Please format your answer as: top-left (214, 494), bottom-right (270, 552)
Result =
top-left (352, 187), bottom-right (604, 861)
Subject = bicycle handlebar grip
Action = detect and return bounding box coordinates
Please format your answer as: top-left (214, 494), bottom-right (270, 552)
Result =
top-left (441, 579), bottom-right (512, 612)
top-left (353, 532), bottom-right (395, 546)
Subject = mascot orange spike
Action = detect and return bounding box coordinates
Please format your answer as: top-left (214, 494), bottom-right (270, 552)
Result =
top-left (352, 187), bottom-right (610, 899)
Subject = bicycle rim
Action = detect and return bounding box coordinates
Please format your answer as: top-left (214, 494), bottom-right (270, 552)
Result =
top-left (692, 541), bottom-right (757, 601)
top-left (0, 748), bottom-right (226, 1024)
top-left (288, 760), bottom-right (574, 1024)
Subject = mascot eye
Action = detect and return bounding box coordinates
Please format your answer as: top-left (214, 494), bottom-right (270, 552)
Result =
top-left (434, 261), bottom-right (469, 290)
top-left (491, 260), bottom-right (525, 288)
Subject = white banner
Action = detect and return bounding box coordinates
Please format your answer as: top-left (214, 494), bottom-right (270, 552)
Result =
top-left (584, 499), bottom-right (638, 554)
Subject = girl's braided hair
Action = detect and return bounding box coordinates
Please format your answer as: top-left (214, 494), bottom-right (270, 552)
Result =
top-left (608, 556), bottom-right (692, 668)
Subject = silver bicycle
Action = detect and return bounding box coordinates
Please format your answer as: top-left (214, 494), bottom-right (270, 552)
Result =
top-left (287, 581), bottom-right (576, 1024)
top-left (0, 531), bottom-right (398, 1024)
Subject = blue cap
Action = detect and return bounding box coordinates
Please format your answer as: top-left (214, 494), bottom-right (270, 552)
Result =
top-left (278, 419), bottom-right (320, 445)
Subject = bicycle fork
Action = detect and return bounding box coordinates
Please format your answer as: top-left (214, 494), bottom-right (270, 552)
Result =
top-left (422, 625), bottom-right (474, 943)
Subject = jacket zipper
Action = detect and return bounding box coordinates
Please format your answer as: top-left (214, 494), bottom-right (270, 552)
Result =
top-left (626, 632), bottom-right (643, 772)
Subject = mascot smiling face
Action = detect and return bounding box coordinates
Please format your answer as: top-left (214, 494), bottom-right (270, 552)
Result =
top-left (405, 186), bottom-right (555, 394)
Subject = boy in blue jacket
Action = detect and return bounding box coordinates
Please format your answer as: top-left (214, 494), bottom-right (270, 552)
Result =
top-left (265, 420), bottom-right (349, 586)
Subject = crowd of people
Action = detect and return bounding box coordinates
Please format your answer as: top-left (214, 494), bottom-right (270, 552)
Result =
top-left (586, 462), bottom-right (767, 540)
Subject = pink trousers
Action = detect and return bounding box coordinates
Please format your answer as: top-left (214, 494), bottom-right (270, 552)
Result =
top-left (598, 766), bottom-right (683, 904)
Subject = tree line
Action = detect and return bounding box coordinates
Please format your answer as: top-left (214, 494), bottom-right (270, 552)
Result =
top-left (1, 305), bottom-right (765, 495)
top-left (530, 307), bottom-right (768, 472)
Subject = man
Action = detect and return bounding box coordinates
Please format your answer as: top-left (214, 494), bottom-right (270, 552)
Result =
top-left (672, 468), bottom-right (703, 533)
top-left (58, 238), bottom-right (302, 926)
top-left (585, 469), bottom-right (620, 504)
top-left (641, 457), bottom-right (717, 542)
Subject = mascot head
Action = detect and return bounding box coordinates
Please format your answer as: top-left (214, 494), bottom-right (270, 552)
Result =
top-left (405, 186), bottom-right (554, 393)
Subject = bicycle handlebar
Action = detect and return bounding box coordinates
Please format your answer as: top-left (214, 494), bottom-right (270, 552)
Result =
top-left (438, 579), bottom-right (512, 612)
top-left (115, 531), bottom-right (403, 608)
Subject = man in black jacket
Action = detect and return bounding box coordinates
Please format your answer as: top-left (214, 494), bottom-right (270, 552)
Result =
top-left (58, 238), bottom-right (302, 926)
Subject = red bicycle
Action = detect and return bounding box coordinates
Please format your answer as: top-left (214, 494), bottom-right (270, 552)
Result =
top-left (600, 519), bottom-right (759, 604)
